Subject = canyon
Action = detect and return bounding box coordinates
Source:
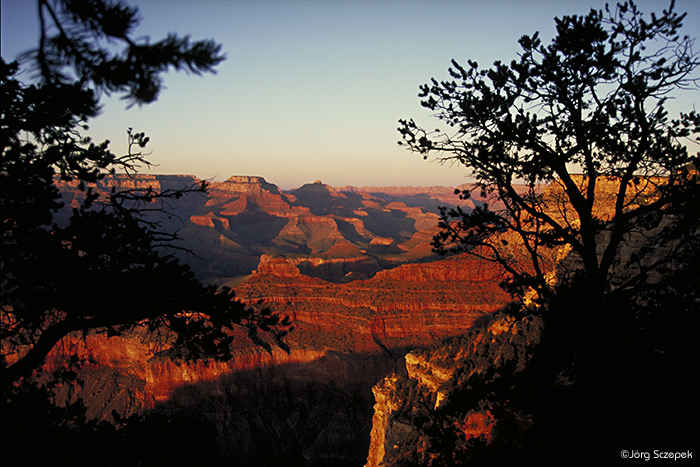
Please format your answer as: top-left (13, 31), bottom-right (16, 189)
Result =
top-left (9, 172), bottom-right (695, 466)
top-left (13, 174), bottom-right (512, 466)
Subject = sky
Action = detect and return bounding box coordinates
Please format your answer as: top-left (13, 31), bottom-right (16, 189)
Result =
top-left (2, 0), bottom-right (699, 190)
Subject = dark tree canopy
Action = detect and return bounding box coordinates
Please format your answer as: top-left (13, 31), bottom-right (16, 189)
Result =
top-left (399, 0), bottom-right (699, 306)
top-left (1, 1), bottom-right (285, 393)
top-left (392, 3), bottom-right (699, 463)
top-left (30, 0), bottom-right (224, 105)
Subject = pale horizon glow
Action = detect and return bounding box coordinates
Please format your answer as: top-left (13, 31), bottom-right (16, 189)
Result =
top-left (2, 0), bottom-right (699, 190)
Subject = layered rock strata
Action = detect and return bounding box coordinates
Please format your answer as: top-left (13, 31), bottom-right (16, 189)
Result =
top-left (235, 254), bottom-right (512, 353)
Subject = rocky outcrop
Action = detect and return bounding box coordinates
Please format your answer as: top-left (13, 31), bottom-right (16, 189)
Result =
top-left (208, 175), bottom-right (281, 196)
top-left (364, 313), bottom-right (543, 466)
top-left (365, 374), bottom-right (402, 467)
top-left (255, 254), bottom-right (302, 278)
top-left (190, 211), bottom-right (231, 229)
top-left (241, 254), bottom-right (509, 315)
top-left (204, 175), bottom-right (298, 216)
top-left (256, 245), bottom-right (383, 283)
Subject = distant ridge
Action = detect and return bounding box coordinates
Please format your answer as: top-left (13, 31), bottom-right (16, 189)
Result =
top-left (337, 185), bottom-right (463, 195)
top-left (336, 184), bottom-right (476, 210)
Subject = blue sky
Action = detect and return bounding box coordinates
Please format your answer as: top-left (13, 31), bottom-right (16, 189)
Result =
top-left (2, 0), bottom-right (699, 189)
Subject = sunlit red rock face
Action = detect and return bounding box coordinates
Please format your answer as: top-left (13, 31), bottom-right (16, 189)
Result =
top-left (44, 328), bottom-right (328, 417)
top-left (53, 250), bottom-right (507, 402)
top-left (235, 253), bottom-right (511, 353)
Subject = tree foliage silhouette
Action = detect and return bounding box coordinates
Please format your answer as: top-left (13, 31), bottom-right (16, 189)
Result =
top-left (399, 0), bottom-right (699, 306)
top-left (392, 2), bottom-right (699, 464)
top-left (1, 0), bottom-right (287, 393)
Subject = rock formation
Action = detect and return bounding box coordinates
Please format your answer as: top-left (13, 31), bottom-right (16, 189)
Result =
top-left (235, 253), bottom-right (511, 353)
top-left (179, 176), bottom-right (449, 282)
top-left (362, 173), bottom-right (698, 465)
top-left (35, 174), bottom-right (522, 465)
top-left (364, 313), bottom-right (543, 466)
top-left (53, 174), bottom-right (455, 283)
